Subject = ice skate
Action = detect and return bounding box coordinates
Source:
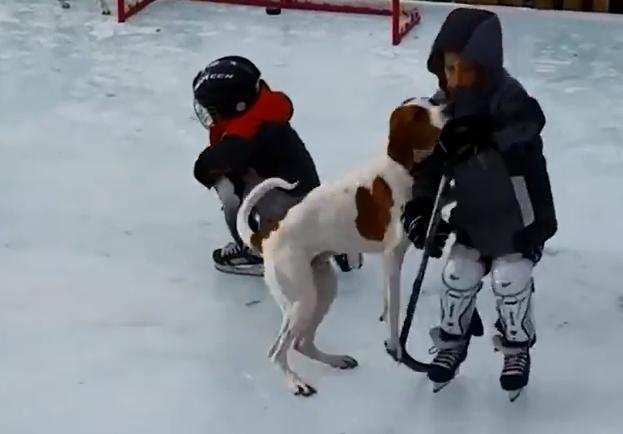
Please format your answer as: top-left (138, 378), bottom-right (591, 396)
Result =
top-left (427, 327), bottom-right (471, 393)
top-left (213, 242), bottom-right (264, 276)
top-left (493, 334), bottom-right (531, 402)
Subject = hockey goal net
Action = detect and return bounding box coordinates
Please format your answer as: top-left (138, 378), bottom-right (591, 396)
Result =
top-left (117, 0), bottom-right (420, 45)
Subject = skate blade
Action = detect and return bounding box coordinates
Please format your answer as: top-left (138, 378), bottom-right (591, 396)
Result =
top-left (432, 367), bottom-right (458, 393)
top-left (433, 381), bottom-right (450, 393)
top-left (214, 263), bottom-right (264, 277)
top-left (508, 388), bottom-right (523, 402)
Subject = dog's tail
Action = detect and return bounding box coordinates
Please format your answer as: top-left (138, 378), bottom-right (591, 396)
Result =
top-left (236, 177), bottom-right (298, 251)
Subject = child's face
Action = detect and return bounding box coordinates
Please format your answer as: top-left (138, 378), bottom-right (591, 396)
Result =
top-left (443, 52), bottom-right (478, 94)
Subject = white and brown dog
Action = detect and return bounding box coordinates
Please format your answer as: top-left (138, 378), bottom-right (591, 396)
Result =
top-left (236, 99), bottom-right (445, 396)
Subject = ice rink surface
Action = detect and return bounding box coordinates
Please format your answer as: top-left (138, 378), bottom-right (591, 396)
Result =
top-left (1, 1), bottom-right (623, 433)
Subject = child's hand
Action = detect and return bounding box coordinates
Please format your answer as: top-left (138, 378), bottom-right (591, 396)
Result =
top-left (513, 228), bottom-right (545, 264)
top-left (401, 198), bottom-right (451, 258)
top-left (438, 114), bottom-right (495, 164)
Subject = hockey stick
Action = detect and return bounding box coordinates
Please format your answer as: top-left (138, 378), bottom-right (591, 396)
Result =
top-left (386, 173), bottom-right (449, 372)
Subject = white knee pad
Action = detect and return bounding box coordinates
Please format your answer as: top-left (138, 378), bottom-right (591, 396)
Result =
top-left (491, 254), bottom-right (535, 345)
top-left (442, 244), bottom-right (486, 290)
top-left (439, 244), bottom-right (485, 337)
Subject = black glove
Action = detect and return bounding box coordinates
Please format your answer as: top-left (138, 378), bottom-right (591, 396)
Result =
top-left (438, 114), bottom-right (495, 164)
top-left (513, 227), bottom-right (545, 265)
top-left (401, 198), bottom-right (452, 258)
top-left (193, 135), bottom-right (256, 189)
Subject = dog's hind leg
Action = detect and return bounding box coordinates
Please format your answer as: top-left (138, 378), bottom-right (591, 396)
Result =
top-left (295, 257), bottom-right (358, 369)
top-left (273, 302), bottom-right (319, 396)
top-left (266, 255), bottom-right (318, 396)
top-left (267, 315), bottom-right (290, 360)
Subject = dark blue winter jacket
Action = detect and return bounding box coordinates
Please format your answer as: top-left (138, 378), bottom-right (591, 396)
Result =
top-left (413, 7), bottom-right (557, 259)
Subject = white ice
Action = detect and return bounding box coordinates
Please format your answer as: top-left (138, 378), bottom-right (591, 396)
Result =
top-left (1, 1), bottom-right (623, 433)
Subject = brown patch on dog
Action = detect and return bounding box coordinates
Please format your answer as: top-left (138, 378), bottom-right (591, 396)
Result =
top-left (355, 176), bottom-right (394, 241)
top-left (250, 220), bottom-right (280, 253)
top-left (387, 104), bottom-right (441, 170)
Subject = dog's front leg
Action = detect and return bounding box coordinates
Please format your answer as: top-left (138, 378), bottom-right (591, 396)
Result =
top-left (98, 0), bottom-right (111, 14)
top-left (382, 237), bottom-right (410, 361)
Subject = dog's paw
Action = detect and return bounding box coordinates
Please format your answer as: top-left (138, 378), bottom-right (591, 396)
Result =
top-left (321, 354), bottom-right (359, 370)
top-left (288, 378), bottom-right (317, 397)
top-left (384, 338), bottom-right (403, 362)
top-left (333, 355), bottom-right (359, 370)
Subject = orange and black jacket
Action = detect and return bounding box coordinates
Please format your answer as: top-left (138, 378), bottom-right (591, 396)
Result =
top-left (194, 81), bottom-right (320, 197)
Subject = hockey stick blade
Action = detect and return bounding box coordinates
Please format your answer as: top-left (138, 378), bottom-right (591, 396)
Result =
top-left (385, 345), bottom-right (430, 372)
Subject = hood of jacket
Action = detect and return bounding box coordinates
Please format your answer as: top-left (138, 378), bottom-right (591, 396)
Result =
top-left (427, 7), bottom-right (504, 95)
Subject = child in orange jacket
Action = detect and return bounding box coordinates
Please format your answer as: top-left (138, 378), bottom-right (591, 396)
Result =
top-left (193, 56), bottom-right (362, 275)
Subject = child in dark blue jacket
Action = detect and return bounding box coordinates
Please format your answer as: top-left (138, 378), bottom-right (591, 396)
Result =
top-left (401, 7), bottom-right (557, 400)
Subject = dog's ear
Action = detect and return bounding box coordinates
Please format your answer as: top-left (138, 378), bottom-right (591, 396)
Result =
top-left (389, 105), bottom-right (420, 136)
top-left (388, 105), bottom-right (440, 168)
top-left (389, 105), bottom-right (419, 149)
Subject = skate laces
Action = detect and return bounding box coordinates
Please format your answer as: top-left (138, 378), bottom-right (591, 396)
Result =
top-left (429, 345), bottom-right (466, 371)
top-left (492, 335), bottom-right (529, 372)
top-left (503, 351), bottom-right (529, 372)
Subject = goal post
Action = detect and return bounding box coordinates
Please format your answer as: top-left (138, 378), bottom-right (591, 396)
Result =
top-left (116, 0), bottom-right (420, 45)
top-left (117, 0), bottom-right (158, 22)
top-left (391, 0), bottom-right (420, 45)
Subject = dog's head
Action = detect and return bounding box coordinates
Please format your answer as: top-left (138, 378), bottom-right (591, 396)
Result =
top-left (387, 98), bottom-right (446, 170)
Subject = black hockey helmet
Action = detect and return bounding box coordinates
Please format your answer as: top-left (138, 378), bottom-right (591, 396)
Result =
top-left (192, 56), bottom-right (261, 127)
